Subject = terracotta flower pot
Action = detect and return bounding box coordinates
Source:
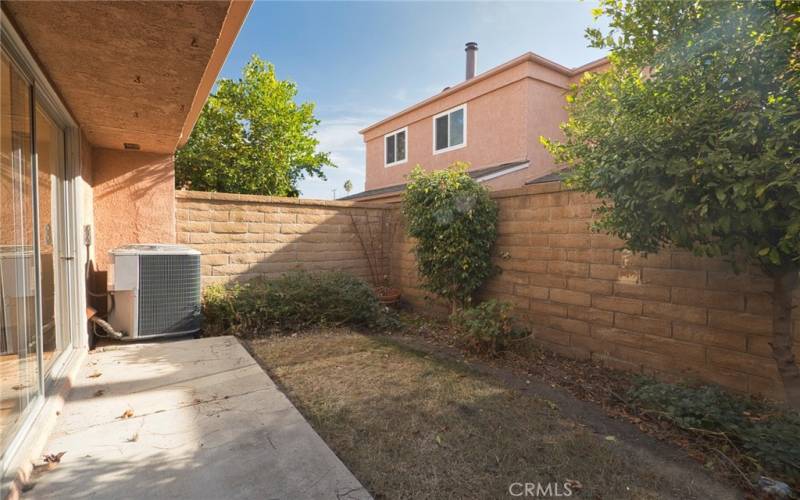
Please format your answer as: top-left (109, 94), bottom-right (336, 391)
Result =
top-left (375, 286), bottom-right (401, 305)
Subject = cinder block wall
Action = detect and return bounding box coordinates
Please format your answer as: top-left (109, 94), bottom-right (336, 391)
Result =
top-left (391, 182), bottom-right (799, 400)
top-left (176, 191), bottom-right (392, 286)
top-left (176, 185), bottom-right (798, 400)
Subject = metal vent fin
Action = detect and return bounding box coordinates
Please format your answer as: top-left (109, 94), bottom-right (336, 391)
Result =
top-left (137, 254), bottom-right (201, 337)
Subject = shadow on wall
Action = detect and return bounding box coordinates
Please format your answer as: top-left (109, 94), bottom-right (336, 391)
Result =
top-left (175, 185), bottom-right (799, 401)
top-left (176, 191), bottom-right (396, 289)
top-left (92, 148), bottom-right (176, 274)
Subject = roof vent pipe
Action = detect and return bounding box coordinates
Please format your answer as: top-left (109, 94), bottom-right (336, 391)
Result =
top-left (465, 42), bottom-right (478, 80)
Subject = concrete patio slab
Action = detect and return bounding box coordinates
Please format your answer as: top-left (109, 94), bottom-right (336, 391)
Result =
top-left (24, 336), bottom-right (371, 500)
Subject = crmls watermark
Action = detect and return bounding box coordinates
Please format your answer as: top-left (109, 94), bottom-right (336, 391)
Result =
top-left (508, 482), bottom-right (574, 497)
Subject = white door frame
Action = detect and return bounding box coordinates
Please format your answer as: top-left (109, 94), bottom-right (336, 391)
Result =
top-left (0, 10), bottom-right (87, 482)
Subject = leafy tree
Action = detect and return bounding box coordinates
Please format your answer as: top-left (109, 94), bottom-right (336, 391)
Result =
top-left (403, 163), bottom-right (499, 311)
top-left (344, 179), bottom-right (353, 194)
top-left (176, 55), bottom-right (333, 196)
top-left (544, 1), bottom-right (800, 406)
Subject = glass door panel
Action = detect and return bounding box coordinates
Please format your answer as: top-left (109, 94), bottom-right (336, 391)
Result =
top-left (35, 104), bottom-right (66, 373)
top-left (0, 50), bottom-right (40, 453)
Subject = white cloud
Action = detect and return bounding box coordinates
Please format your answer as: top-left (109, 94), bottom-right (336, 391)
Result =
top-left (298, 115), bottom-right (376, 200)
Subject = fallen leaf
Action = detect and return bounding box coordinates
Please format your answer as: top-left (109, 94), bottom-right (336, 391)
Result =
top-left (118, 408), bottom-right (134, 419)
top-left (88, 371), bottom-right (102, 378)
top-left (435, 434), bottom-right (443, 446)
top-left (605, 435), bottom-right (617, 442)
top-left (565, 479), bottom-right (583, 491)
top-left (43, 452), bottom-right (66, 464)
top-left (93, 390), bottom-right (105, 398)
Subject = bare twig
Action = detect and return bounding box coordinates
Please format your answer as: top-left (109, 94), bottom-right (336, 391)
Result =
top-left (350, 211), bottom-right (380, 285)
top-left (711, 447), bottom-right (754, 487)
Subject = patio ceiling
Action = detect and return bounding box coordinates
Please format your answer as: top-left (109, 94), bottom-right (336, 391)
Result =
top-left (2, 1), bottom-right (251, 153)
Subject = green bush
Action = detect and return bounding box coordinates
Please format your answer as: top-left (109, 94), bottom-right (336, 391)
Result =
top-left (629, 378), bottom-right (800, 483)
top-left (403, 163), bottom-right (498, 310)
top-left (203, 271), bottom-right (385, 335)
top-left (452, 300), bottom-right (526, 355)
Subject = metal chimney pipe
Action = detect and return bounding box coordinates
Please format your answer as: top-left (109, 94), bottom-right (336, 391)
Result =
top-left (465, 42), bottom-right (478, 80)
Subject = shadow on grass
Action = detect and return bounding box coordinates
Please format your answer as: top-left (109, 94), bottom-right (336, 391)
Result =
top-left (249, 331), bottom-right (737, 500)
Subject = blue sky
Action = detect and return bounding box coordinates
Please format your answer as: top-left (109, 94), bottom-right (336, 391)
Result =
top-left (219, 1), bottom-right (609, 199)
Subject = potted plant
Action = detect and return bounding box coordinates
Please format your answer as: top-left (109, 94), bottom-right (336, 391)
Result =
top-left (374, 275), bottom-right (401, 305)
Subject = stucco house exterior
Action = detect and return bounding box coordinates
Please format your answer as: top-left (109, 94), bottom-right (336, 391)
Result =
top-left (0, 2), bottom-right (251, 496)
top-left (343, 44), bottom-right (608, 202)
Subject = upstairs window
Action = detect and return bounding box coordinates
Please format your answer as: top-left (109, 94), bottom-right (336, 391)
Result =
top-left (384, 127), bottom-right (407, 167)
top-left (433, 104), bottom-right (466, 153)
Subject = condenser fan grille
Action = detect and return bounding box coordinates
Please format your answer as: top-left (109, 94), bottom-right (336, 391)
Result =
top-left (137, 254), bottom-right (201, 337)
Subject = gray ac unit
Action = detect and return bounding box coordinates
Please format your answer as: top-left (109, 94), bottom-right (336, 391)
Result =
top-left (108, 244), bottom-right (201, 339)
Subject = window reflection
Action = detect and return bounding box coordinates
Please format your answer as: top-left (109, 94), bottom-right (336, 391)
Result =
top-left (0, 50), bottom-right (40, 452)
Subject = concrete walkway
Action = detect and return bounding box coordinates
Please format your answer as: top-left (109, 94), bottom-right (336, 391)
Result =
top-left (26, 336), bottom-right (370, 500)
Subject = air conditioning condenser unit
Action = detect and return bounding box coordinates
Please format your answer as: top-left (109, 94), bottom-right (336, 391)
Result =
top-left (107, 244), bottom-right (201, 339)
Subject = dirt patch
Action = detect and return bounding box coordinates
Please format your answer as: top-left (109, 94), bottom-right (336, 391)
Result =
top-left (249, 330), bottom-right (736, 499)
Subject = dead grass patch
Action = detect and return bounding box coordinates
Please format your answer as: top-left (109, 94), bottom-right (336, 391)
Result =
top-left (249, 330), bottom-right (732, 499)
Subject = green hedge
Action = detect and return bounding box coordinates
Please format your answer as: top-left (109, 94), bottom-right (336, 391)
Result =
top-left (203, 271), bottom-right (385, 335)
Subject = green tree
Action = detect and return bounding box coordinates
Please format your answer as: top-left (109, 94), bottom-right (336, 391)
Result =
top-left (176, 55), bottom-right (333, 196)
top-left (544, 1), bottom-right (800, 406)
top-left (344, 179), bottom-right (353, 194)
top-left (403, 163), bottom-right (499, 312)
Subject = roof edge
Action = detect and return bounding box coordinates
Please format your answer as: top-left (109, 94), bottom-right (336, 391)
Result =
top-left (177, 0), bottom-right (253, 150)
top-left (341, 160), bottom-right (530, 201)
top-left (571, 56), bottom-right (610, 75)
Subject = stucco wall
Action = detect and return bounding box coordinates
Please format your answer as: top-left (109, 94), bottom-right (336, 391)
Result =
top-left (91, 148), bottom-right (176, 270)
top-left (525, 78), bottom-right (570, 181)
top-left (364, 79), bottom-right (530, 190)
top-left (175, 191), bottom-right (392, 285)
top-left (390, 182), bottom-right (799, 400)
top-left (362, 56), bottom-right (585, 193)
top-left (363, 57), bottom-right (579, 190)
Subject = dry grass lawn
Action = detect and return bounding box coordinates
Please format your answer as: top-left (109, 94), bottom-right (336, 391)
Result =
top-left (249, 331), bottom-right (733, 500)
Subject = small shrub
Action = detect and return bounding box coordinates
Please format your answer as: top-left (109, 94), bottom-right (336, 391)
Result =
top-left (628, 378), bottom-right (800, 484)
top-left (203, 271), bottom-right (385, 336)
top-left (452, 300), bottom-right (527, 355)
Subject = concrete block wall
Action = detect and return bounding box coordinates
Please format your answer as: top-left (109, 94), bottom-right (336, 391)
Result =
top-left (176, 185), bottom-right (798, 399)
top-left (391, 182), bottom-right (800, 400)
top-left (176, 191), bottom-right (392, 286)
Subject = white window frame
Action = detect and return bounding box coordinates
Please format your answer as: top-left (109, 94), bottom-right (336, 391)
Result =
top-left (432, 103), bottom-right (467, 155)
top-left (384, 127), bottom-right (408, 167)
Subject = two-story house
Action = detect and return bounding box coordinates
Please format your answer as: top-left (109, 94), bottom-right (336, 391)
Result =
top-left (343, 43), bottom-right (607, 202)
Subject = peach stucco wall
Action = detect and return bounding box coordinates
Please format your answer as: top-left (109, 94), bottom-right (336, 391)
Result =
top-left (525, 77), bottom-right (571, 181)
top-left (91, 148), bottom-right (176, 270)
top-left (365, 79), bottom-right (529, 189)
top-left (362, 56), bottom-right (575, 191)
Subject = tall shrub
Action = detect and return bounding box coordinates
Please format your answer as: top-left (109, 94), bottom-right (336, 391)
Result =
top-left (175, 55), bottom-right (333, 196)
top-left (543, 0), bottom-right (800, 407)
top-left (403, 163), bottom-right (499, 311)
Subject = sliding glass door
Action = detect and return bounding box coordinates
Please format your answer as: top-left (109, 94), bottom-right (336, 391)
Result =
top-left (0, 48), bottom-right (73, 457)
top-left (0, 50), bottom-right (40, 454)
top-left (35, 103), bottom-right (70, 373)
